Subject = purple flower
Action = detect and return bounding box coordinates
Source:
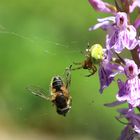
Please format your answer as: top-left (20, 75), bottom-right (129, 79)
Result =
top-left (107, 12), bottom-right (137, 53)
top-left (124, 59), bottom-right (139, 78)
top-left (119, 125), bottom-right (136, 140)
top-left (116, 59), bottom-right (140, 107)
top-left (104, 100), bottom-right (126, 107)
top-left (87, 0), bottom-right (140, 139)
top-left (134, 15), bottom-right (140, 29)
top-left (90, 12), bottom-right (137, 53)
top-left (88, 0), bottom-right (116, 14)
top-left (137, 44), bottom-right (140, 61)
top-left (117, 108), bottom-right (140, 140)
top-left (99, 50), bottom-right (124, 93)
top-left (99, 64), bottom-right (114, 93)
top-left (129, 0), bottom-right (140, 13)
top-left (121, 0), bottom-right (140, 13)
top-left (89, 16), bottom-right (115, 31)
top-left (115, 12), bottom-right (128, 30)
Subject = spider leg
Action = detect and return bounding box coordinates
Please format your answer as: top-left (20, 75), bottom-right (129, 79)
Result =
top-left (71, 66), bottom-right (83, 70)
top-left (85, 72), bottom-right (94, 77)
top-left (73, 62), bottom-right (82, 65)
top-left (85, 65), bottom-right (97, 77)
top-left (92, 65), bottom-right (97, 73)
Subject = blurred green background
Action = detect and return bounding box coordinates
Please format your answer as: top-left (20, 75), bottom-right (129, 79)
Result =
top-left (0, 0), bottom-right (125, 140)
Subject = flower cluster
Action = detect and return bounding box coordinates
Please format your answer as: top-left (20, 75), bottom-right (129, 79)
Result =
top-left (88, 0), bottom-right (140, 139)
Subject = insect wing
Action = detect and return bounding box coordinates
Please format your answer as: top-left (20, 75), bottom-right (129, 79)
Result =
top-left (26, 86), bottom-right (51, 101)
top-left (64, 65), bottom-right (72, 90)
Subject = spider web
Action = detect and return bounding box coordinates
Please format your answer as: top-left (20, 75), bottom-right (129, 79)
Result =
top-left (0, 25), bottom-right (85, 56)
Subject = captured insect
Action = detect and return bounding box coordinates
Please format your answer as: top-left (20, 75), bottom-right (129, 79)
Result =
top-left (72, 43), bottom-right (103, 77)
top-left (27, 65), bottom-right (72, 116)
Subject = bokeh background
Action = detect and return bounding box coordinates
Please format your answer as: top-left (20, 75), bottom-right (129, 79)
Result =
top-left (0, 0), bottom-right (126, 140)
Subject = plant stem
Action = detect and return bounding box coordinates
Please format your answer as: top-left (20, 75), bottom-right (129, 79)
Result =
top-left (131, 45), bottom-right (140, 67)
top-left (131, 45), bottom-right (140, 111)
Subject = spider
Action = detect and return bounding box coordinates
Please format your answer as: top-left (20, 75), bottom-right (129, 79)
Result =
top-left (72, 43), bottom-right (99, 77)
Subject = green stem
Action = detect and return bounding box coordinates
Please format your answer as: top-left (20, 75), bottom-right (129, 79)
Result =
top-left (131, 45), bottom-right (140, 68)
top-left (137, 106), bottom-right (140, 112)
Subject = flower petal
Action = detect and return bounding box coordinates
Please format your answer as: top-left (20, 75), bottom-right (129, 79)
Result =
top-left (104, 100), bottom-right (126, 107)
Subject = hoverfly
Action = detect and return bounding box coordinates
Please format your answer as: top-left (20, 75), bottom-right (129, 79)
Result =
top-left (72, 43), bottom-right (103, 77)
top-left (27, 65), bottom-right (72, 116)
